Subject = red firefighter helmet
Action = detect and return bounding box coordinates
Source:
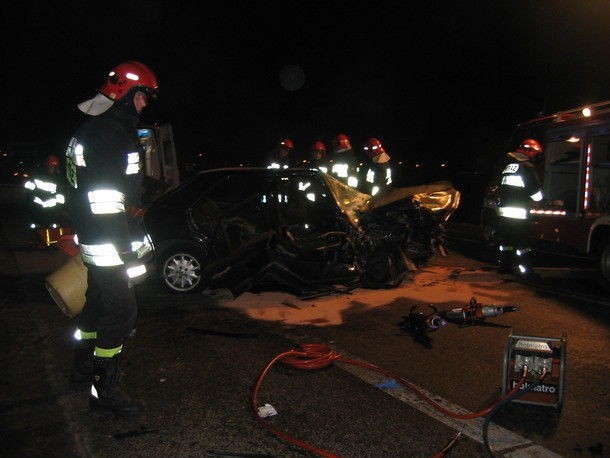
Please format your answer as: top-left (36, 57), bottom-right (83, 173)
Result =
top-left (363, 137), bottom-right (385, 158)
top-left (280, 138), bottom-right (294, 150)
top-left (332, 134), bottom-right (352, 153)
top-left (99, 61), bottom-right (159, 101)
top-left (363, 137), bottom-right (390, 164)
top-left (79, 61), bottom-right (159, 115)
top-left (311, 141), bottom-right (327, 157)
top-left (517, 138), bottom-right (543, 159)
top-left (46, 154), bottom-right (60, 167)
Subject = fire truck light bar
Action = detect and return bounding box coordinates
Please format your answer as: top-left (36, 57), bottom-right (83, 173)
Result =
top-left (530, 209), bottom-right (567, 216)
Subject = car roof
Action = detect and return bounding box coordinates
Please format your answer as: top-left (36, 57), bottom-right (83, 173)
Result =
top-left (151, 167), bottom-right (324, 208)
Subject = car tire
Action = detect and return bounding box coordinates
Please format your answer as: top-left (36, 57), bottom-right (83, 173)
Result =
top-left (597, 237), bottom-right (610, 292)
top-left (360, 250), bottom-right (405, 289)
top-left (159, 245), bottom-right (206, 293)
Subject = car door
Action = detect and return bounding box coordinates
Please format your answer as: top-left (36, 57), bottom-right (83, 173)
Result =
top-left (190, 171), bottom-right (276, 256)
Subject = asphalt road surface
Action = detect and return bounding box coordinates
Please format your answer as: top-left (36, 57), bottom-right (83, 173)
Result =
top-left (1, 189), bottom-right (609, 458)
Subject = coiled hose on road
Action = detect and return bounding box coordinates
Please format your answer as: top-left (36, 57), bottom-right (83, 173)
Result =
top-left (251, 343), bottom-right (530, 457)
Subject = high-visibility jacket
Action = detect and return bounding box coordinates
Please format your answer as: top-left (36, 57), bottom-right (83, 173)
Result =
top-left (361, 162), bottom-right (392, 196)
top-left (330, 152), bottom-right (359, 188)
top-left (65, 107), bottom-right (151, 277)
top-left (24, 170), bottom-right (66, 209)
top-left (494, 151), bottom-right (543, 220)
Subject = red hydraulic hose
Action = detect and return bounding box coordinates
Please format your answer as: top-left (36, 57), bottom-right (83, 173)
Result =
top-left (339, 355), bottom-right (526, 420)
top-left (252, 343), bottom-right (526, 457)
top-left (251, 347), bottom-right (341, 458)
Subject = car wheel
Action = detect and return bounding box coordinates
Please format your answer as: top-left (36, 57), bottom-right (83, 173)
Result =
top-left (160, 246), bottom-right (206, 293)
top-left (598, 238), bottom-right (610, 291)
top-left (360, 249), bottom-right (405, 289)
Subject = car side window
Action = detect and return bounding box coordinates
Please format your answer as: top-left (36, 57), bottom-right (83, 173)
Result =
top-left (276, 174), bottom-right (343, 238)
top-left (191, 173), bottom-right (273, 252)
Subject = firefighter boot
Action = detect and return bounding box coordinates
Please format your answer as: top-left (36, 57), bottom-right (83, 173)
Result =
top-left (70, 338), bottom-right (95, 388)
top-left (514, 247), bottom-right (540, 281)
top-left (496, 245), bottom-right (513, 274)
top-left (89, 354), bottom-right (143, 417)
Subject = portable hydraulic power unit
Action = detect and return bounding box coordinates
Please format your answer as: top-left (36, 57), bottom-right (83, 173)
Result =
top-left (502, 333), bottom-right (567, 410)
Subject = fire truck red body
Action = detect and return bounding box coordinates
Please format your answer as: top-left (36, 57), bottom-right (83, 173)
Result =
top-left (482, 101), bottom-right (610, 289)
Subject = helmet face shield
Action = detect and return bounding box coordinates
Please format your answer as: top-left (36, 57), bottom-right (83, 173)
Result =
top-left (135, 88), bottom-right (158, 113)
top-left (139, 87), bottom-right (157, 101)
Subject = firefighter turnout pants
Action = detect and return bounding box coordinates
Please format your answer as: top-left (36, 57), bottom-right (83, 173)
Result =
top-left (77, 264), bottom-right (138, 350)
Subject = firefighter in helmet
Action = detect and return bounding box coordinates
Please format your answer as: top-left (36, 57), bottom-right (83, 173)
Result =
top-left (65, 61), bottom-right (158, 416)
top-left (330, 133), bottom-right (359, 188)
top-left (484, 138), bottom-right (544, 277)
top-left (361, 137), bottom-right (392, 196)
top-left (23, 154), bottom-right (70, 246)
top-left (266, 138), bottom-right (294, 169)
top-left (309, 140), bottom-right (329, 173)
top-left (46, 154), bottom-right (61, 174)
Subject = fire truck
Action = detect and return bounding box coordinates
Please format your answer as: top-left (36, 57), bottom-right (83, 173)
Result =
top-left (481, 100), bottom-right (610, 289)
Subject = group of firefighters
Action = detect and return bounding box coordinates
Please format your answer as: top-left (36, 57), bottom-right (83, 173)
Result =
top-left (19, 58), bottom-right (546, 419)
top-left (266, 134), bottom-right (393, 196)
top-left (25, 134), bottom-right (543, 282)
top-left (28, 133), bottom-right (396, 252)
top-left (263, 132), bottom-right (547, 281)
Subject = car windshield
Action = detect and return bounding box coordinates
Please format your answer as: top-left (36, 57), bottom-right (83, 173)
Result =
top-left (320, 172), bottom-right (371, 228)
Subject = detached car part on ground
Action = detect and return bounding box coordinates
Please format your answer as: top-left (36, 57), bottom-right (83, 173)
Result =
top-left (142, 168), bottom-right (460, 297)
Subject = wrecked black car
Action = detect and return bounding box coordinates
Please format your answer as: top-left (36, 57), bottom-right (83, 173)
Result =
top-left (142, 167), bottom-right (460, 297)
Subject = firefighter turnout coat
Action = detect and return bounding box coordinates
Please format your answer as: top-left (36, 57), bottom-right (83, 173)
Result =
top-left (330, 152), bottom-right (359, 188)
top-left (24, 169), bottom-right (66, 211)
top-left (361, 162), bottom-right (392, 196)
top-left (65, 108), bottom-right (152, 279)
top-left (494, 150), bottom-right (543, 220)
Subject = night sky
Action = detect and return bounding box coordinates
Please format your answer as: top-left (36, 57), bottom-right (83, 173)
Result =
top-left (3, 1), bottom-right (610, 172)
